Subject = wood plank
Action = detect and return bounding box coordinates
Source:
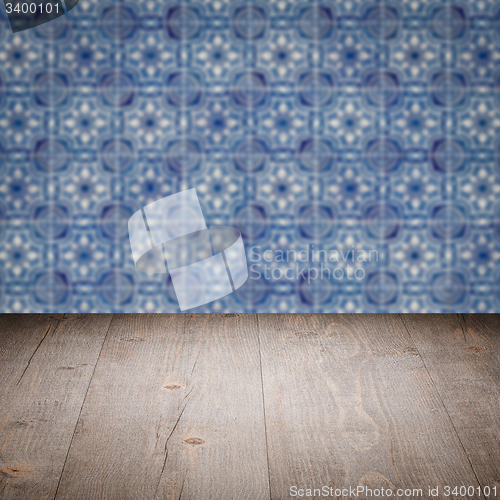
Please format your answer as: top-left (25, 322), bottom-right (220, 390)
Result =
top-left (0, 314), bottom-right (113, 500)
top-left (258, 314), bottom-right (480, 499)
top-left (400, 313), bottom-right (500, 490)
top-left (0, 315), bottom-right (58, 396)
top-left (54, 314), bottom-right (270, 500)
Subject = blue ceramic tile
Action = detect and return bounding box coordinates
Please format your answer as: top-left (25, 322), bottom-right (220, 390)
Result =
top-left (0, 0), bottom-right (500, 312)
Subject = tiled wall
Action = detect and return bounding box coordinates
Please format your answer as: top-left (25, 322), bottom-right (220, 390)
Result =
top-left (1, 0), bottom-right (499, 312)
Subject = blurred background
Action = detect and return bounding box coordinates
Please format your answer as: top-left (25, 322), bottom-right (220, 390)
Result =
top-left (0, 0), bottom-right (499, 312)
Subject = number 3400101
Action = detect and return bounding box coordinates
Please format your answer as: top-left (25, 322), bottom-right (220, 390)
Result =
top-left (5, 3), bottom-right (59, 14)
top-left (444, 486), bottom-right (498, 497)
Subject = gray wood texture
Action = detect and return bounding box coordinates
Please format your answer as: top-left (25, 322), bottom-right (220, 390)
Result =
top-left (54, 314), bottom-right (270, 500)
top-left (258, 314), bottom-right (482, 500)
top-left (400, 314), bottom-right (500, 492)
top-left (0, 314), bottom-right (112, 500)
top-left (0, 313), bottom-right (499, 500)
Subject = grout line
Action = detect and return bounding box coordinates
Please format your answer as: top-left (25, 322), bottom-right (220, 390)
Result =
top-left (16, 321), bottom-right (54, 387)
top-left (397, 313), bottom-right (487, 500)
top-left (256, 314), bottom-right (273, 500)
top-left (52, 313), bottom-right (115, 500)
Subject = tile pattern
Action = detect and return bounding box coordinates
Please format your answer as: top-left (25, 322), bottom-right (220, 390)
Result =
top-left (0, 0), bottom-right (500, 312)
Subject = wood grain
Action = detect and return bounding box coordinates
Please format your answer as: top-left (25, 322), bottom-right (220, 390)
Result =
top-left (54, 314), bottom-right (270, 500)
top-left (0, 314), bottom-right (112, 500)
top-left (400, 314), bottom-right (500, 491)
top-left (2, 313), bottom-right (500, 500)
top-left (258, 314), bottom-right (481, 499)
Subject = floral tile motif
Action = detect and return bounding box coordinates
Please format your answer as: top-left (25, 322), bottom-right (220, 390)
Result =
top-left (0, 0), bottom-right (500, 312)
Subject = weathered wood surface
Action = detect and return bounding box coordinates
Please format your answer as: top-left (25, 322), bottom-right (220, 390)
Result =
top-left (258, 314), bottom-right (481, 499)
top-left (54, 314), bottom-right (270, 500)
top-left (400, 314), bottom-right (500, 492)
top-left (1, 314), bottom-right (500, 500)
top-left (0, 314), bottom-right (112, 500)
